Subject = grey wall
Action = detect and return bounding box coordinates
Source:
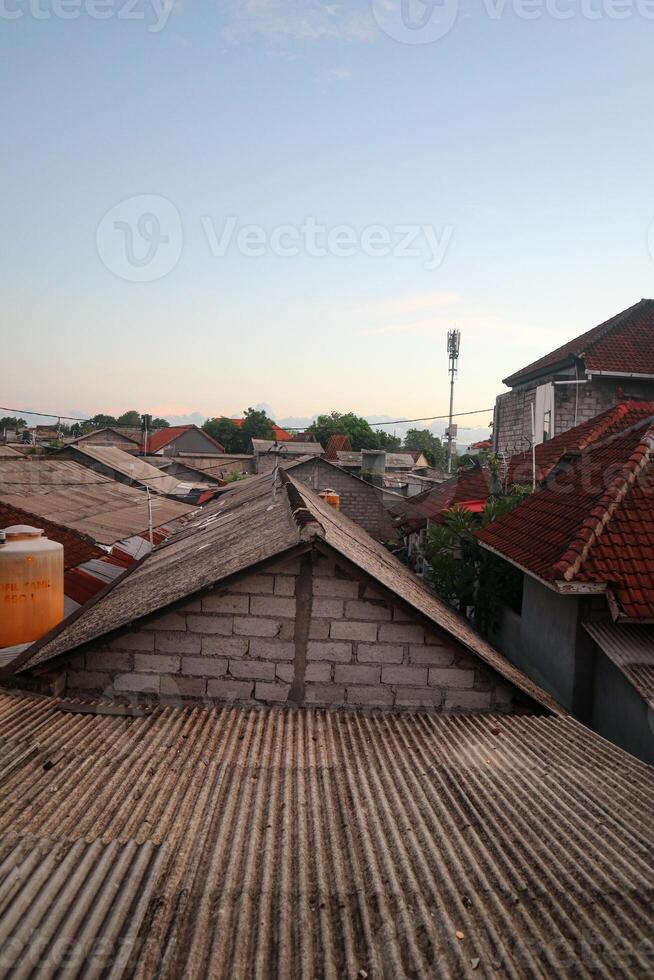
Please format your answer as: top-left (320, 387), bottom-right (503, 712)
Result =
top-left (163, 429), bottom-right (223, 456)
top-left (291, 458), bottom-right (397, 541)
top-left (590, 649), bottom-right (654, 766)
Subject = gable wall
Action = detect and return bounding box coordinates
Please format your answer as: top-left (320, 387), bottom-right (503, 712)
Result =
top-left (291, 460), bottom-right (397, 541)
top-left (58, 553), bottom-right (517, 713)
top-left (162, 430), bottom-right (222, 456)
top-left (494, 375), bottom-right (654, 455)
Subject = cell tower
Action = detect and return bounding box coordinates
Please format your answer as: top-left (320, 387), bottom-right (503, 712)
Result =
top-left (446, 329), bottom-right (461, 473)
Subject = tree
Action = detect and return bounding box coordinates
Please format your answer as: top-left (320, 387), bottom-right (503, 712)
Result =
top-left (116, 410), bottom-right (142, 427)
top-left (376, 430), bottom-right (402, 451)
top-left (151, 417), bottom-right (170, 429)
top-left (203, 417), bottom-right (241, 452)
top-left (403, 428), bottom-right (447, 468)
top-left (0, 416), bottom-right (27, 431)
top-left (308, 412), bottom-right (380, 451)
top-left (82, 414), bottom-right (117, 433)
top-left (240, 407), bottom-right (275, 445)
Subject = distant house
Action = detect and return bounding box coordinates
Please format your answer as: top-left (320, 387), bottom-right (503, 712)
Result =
top-left (145, 424), bottom-right (225, 456)
top-left (494, 298), bottom-right (654, 455)
top-left (226, 418), bottom-right (293, 441)
top-left (251, 439), bottom-right (323, 473)
top-left (68, 427), bottom-right (142, 454)
top-left (477, 406), bottom-right (654, 764)
top-left (323, 434), bottom-right (352, 459)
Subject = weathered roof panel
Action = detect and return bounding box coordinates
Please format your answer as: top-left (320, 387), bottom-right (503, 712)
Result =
top-left (0, 694), bottom-right (651, 978)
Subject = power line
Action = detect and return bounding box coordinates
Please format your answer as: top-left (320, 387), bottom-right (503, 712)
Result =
top-left (367, 408), bottom-right (492, 428)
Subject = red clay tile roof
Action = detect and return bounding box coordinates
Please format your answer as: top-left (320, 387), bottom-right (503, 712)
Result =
top-left (226, 419), bottom-right (292, 441)
top-left (503, 298), bottom-right (654, 386)
top-left (477, 419), bottom-right (654, 619)
top-left (324, 434), bottom-right (353, 460)
top-left (145, 425), bottom-right (225, 454)
top-left (0, 502), bottom-right (103, 570)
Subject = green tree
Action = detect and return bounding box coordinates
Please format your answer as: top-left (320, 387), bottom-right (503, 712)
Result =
top-left (424, 488), bottom-right (528, 635)
top-left (308, 412), bottom-right (380, 451)
top-left (0, 416), bottom-right (27, 430)
top-left (203, 417), bottom-right (241, 452)
top-left (240, 407), bottom-right (275, 445)
top-left (151, 417), bottom-right (170, 429)
top-left (116, 410), bottom-right (142, 427)
top-left (403, 428), bottom-right (446, 468)
top-left (376, 430), bottom-right (402, 451)
top-left (82, 414), bottom-right (117, 432)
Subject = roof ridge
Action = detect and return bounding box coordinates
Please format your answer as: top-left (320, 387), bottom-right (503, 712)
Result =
top-left (579, 298), bottom-right (652, 361)
top-left (553, 424), bottom-right (654, 581)
top-left (280, 473), bottom-right (325, 539)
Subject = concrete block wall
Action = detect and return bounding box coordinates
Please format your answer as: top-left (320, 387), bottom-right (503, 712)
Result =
top-left (62, 553), bottom-right (517, 714)
top-left (292, 459), bottom-right (396, 541)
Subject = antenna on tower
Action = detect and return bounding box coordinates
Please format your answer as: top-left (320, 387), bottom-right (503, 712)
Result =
top-left (446, 329), bottom-right (461, 473)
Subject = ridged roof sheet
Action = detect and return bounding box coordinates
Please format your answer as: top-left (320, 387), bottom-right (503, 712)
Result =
top-left (0, 693), bottom-right (651, 979)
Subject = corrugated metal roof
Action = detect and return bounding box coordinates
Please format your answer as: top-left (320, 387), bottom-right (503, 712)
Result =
top-left (584, 621), bottom-right (654, 708)
top-left (68, 444), bottom-right (199, 496)
top-left (0, 693), bottom-right (651, 978)
top-left (0, 831), bottom-right (167, 976)
top-left (0, 459), bottom-right (194, 545)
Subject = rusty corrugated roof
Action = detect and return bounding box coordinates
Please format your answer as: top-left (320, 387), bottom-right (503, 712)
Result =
top-left (0, 693), bottom-right (651, 978)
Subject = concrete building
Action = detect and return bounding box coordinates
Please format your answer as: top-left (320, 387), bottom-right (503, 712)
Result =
top-left (493, 298), bottom-right (654, 455)
top-left (477, 409), bottom-right (654, 763)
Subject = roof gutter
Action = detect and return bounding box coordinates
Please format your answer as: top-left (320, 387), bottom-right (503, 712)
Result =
top-left (586, 370), bottom-right (654, 380)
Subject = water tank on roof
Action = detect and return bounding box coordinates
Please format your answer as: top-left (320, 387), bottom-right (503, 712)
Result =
top-left (318, 489), bottom-right (340, 511)
top-left (0, 526), bottom-right (64, 648)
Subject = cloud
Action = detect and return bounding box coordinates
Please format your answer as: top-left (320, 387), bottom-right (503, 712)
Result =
top-left (223, 1), bottom-right (376, 45)
top-left (320, 65), bottom-right (352, 82)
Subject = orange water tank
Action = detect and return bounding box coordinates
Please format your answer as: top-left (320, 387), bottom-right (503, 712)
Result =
top-left (0, 526), bottom-right (64, 648)
top-left (318, 489), bottom-right (340, 511)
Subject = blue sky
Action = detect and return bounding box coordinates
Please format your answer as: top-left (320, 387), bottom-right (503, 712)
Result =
top-left (1, 1), bottom-right (653, 442)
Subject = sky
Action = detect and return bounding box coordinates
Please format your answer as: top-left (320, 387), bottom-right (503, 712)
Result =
top-left (1, 1), bottom-right (653, 443)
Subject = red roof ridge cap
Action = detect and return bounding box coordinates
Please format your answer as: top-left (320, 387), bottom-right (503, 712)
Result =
top-left (554, 428), bottom-right (654, 581)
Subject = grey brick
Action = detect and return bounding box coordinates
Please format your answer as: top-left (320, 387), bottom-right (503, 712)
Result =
top-left (306, 662), bottom-right (332, 682)
top-left (145, 611), bottom-right (187, 631)
top-left (250, 596), bottom-right (296, 618)
top-left (312, 577), bottom-right (358, 599)
top-left (428, 668), bottom-right (475, 689)
top-left (66, 670), bottom-right (109, 691)
top-left (249, 639), bottom-right (295, 661)
top-left (268, 557), bottom-right (301, 574)
top-left (207, 678), bottom-right (253, 700)
top-left (91, 651), bottom-right (133, 672)
top-left (202, 594), bottom-right (249, 614)
top-left (357, 644), bottom-right (404, 664)
top-left (134, 654), bottom-right (181, 674)
top-left (161, 675), bottom-right (206, 698)
top-left (335, 664), bottom-right (381, 685)
top-left (186, 615), bottom-right (233, 635)
top-left (312, 598), bottom-right (344, 619)
top-left (308, 620), bottom-right (329, 639)
top-left (233, 617), bottom-right (281, 637)
top-left (229, 660), bottom-right (276, 681)
top-left (255, 681), bottom-right (290, 703)
top-left (381, 665), bottom-right (428, 686)
top-left (279, 622), bottom-right (296, 641)
top-left (176, 598), bottom-right (202, 613)
top-left (155, 631), bottom-right (201, 654)
top-left (181, 657), bottom-right (228, 677)
top-left (395, 687), bottom-right (443, 707)
top-left (202, 637), bottom-right (249, 658)
top-left (274, 575), bottom-right (296, 596)
top-left (305, 684), bottom-right (345, 705)
top-left (444, 690), bottom-right (492, 712)
top-left (347, 685), bottom-right (393, 706)
top-left (378, 624), bottom-right (424, 644)
top-left (109, 631), bottom-right (153, 652)
top-left (228, 574), bottom-right (274, 594)
top-left (114, 673), bottom-right (161, 694)
top-left (344, 600), bottom-right (391, 621)
top-left (307, 641), bottom-right (352, 663)
top-left (330, 621), bottom-right (377, 642)
top-left (409, 645), bottom-right (454, 666)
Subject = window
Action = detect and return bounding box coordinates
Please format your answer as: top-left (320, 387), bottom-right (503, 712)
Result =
top-left (534, 383), bottom-right (554, 445)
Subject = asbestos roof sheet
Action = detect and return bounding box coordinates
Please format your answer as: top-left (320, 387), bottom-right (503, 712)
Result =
top-left (0, 446), bottom-right (22, 458)
top-left (0, 693), bottom-right (651, 978)
top-left (0, 459), bottom-right (194, 545)
top-left (584, 621), bottom-right (654, 709)
top-left (69, 444), bottom-right (195, 496)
